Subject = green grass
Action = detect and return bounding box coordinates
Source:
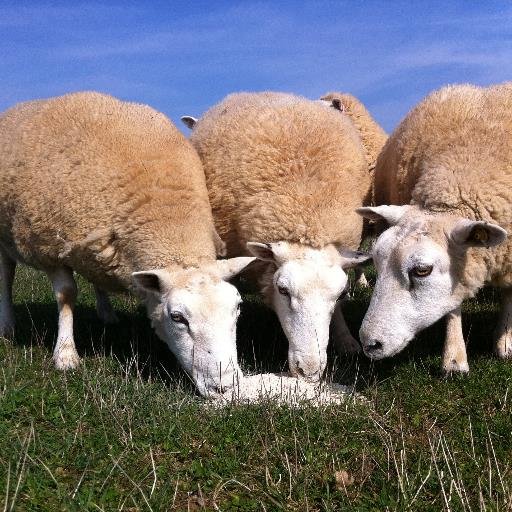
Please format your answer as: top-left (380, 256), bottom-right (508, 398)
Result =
top-left (1, 266), bottom-right (511, 511)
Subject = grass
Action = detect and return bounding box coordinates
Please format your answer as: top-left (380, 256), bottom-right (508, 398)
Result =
top-left (0, 266), bottom-right (511, 511)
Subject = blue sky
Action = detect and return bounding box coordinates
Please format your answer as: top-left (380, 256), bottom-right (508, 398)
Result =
top-left (1, 1), bottom-right (512, 132)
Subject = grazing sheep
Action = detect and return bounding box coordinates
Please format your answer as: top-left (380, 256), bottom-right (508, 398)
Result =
top-left (357, 83), bottom-right (512, 373)
top-left (0, 91), bottom-right (254, 396)
top-left (186, 92), bottom-right (372, 381)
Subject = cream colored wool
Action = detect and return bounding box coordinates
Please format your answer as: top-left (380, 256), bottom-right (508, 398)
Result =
top-left (374, 82), bottom-right (512, 295)
top-left (189, 91), bottom-right (370, 260)
top-left (0, 91), bottom-right (222, 290)
top-left (320, 92), bottom-right (388, 177)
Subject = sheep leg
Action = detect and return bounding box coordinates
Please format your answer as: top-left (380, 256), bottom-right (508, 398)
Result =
top-left (442, 306), bottom-right (469, 374)
top-left (331, 305), bottom-right (361, 354)
top-left (494, 288), bottom-right (512, 359)
top-left (353, 268), bottom-right (369, 288)
top-left (48, 267), bottom-right (80, 370)
top-left (0, 251), bottom-right (16, 338)
top-left (94, 285), bottom-right (119, 324)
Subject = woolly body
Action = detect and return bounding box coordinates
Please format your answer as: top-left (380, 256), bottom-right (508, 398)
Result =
top-left (320, 92), bottom-right (388, 178)
top-left (359, 83), bottom-right (512, 370)
top-left (188, 91), bottom-right (373, 380)
top-left (190, 92), bottom-right (370, 257)
top-left (0, 92), bottom-right (253, 394)
top-left (0, 91), bottom-right (220, 290)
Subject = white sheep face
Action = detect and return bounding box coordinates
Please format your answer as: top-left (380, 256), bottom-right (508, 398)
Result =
top-left (357, 205), bottom-right (507, 359)
top-left (133, 257), bottom-right (254, 396)
top-left (247, 241), bottom-right (371, 381)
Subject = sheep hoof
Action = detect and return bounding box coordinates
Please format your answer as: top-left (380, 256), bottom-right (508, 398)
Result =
top-left (442, 359), bottom-right (469, 375)
top-left (54, 344), bottom-right (80, 370)
top-left (354, 273), bottom-right (369, 288)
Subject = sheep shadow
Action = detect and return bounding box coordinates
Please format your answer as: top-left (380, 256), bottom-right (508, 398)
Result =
top-left (9, 301), bottom-right (188, 386)
top-left (6, 284), bottom-right (501, 393)
top-left (7, 296), bottom-right (291, 391)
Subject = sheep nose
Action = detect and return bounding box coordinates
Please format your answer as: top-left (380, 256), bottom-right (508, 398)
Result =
top-left (364, 338), bottom-right (383, 354)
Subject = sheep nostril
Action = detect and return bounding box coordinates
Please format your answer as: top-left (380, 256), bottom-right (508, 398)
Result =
top-left (366, 339), bottom-right (383, 351)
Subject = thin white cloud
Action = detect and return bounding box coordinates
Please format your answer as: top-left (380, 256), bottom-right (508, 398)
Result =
top-left (2, 1), bottom-right (512, 132)
top-left (54, 28), bottom-right (230, 59)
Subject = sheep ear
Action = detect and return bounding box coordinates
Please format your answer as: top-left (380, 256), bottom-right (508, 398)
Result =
top-left (319, 98), bottom-right (345, 112)
top-left (215, 257), bottom-right (256, 280)
top-left (450, 220), bottom-right (507, 248)
top-left (132, 269), bottom-right (172, 295)
top-left (330, 98), bottom-right (345, 112)
top-left (337, 249), bottom-right (372, 269)
top-left (247, 241), bottom-right (290, 264)
top-left (356, 205), bottom-right (410, 226)
top-left (181, 116), bottom-right (197, 129)
top-left (246, 242), bottom-right (275, 262)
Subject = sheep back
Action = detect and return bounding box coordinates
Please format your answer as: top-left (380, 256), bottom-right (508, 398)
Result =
top-left (0, 91), bottom-right (218, 290)
top-left (190, 92), bottom-right (369, 254)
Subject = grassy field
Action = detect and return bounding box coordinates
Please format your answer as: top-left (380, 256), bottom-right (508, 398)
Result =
top-left (1, 266), bottom-right (511, 511)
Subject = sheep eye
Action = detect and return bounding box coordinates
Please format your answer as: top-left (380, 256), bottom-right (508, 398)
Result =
top-left (277, 285), bottom-right (290, 296)
top-left (170, 312), bottom-right (188, 325)
top-left (411, 265), bottom-right (433, 278)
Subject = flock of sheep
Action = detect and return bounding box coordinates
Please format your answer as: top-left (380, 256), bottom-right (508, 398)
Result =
top-left (0, 82), bottom-right (510, 398)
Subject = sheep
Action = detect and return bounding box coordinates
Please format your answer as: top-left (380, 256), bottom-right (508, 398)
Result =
top-left (186, 91), bottom-right (373, 381)
top-left (0, 91), bottom-right (254, 396)
top-left (357, 82), bottom-right (512, 373)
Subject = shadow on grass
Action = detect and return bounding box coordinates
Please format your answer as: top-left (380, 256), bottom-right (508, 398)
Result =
top-left (9, 284), bottom-right (502, 393)
top-left (10, 301), bottom-right (190, 388)
top-left (9, 296), bottom-right (291, 393)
